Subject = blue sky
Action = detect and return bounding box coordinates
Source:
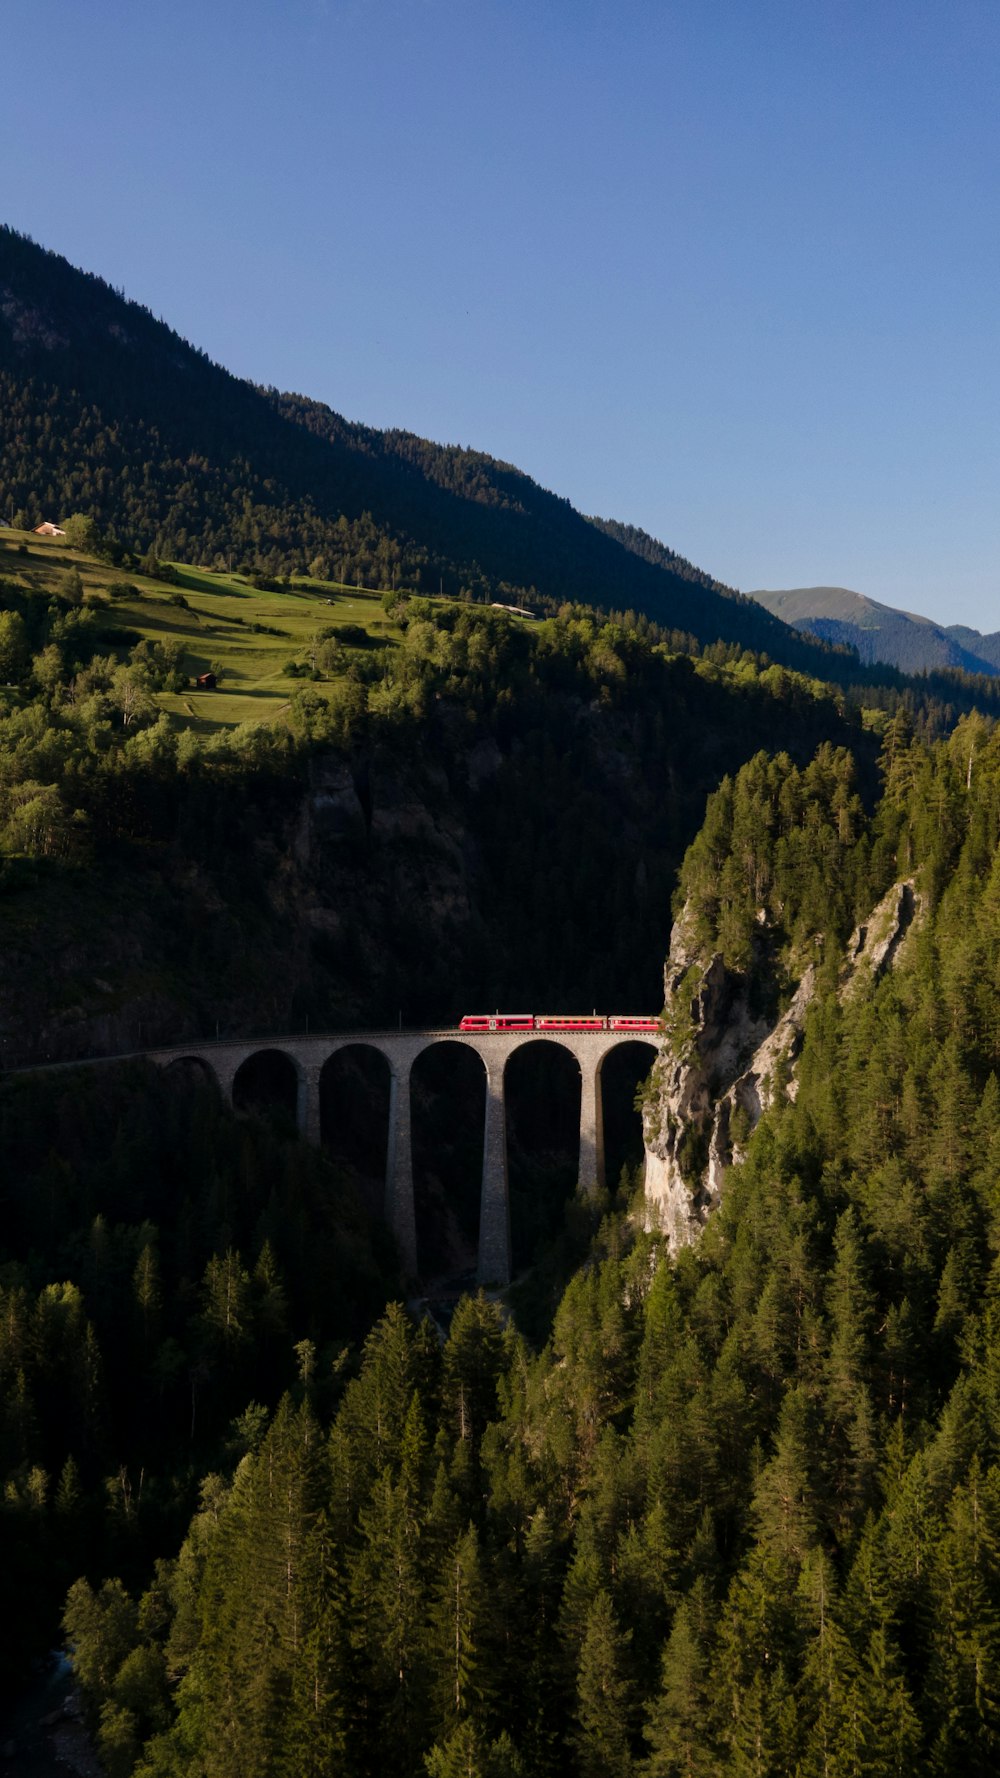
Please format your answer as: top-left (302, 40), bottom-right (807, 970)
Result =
top-left (3, 1), bottom-right (998, 626)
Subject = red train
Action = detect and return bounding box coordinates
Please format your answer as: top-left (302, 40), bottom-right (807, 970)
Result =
top-left (458, 1013), bottom-right (660, 1034)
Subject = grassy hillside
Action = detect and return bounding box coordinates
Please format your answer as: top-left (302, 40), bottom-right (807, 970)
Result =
top-left (0, 525), bottom-right (419, 731)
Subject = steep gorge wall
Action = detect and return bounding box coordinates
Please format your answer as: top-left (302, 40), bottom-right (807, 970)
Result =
top-left (0, 703), bottom-right (683, 1066)
top-left (642, 879), bottom-right (920, 1249)
top-left (0, 745), bottom-right (488, 1066)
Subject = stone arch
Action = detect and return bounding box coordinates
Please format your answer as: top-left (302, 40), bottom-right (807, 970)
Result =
top-left (409, 1038), bottom-right (489, 1280)
top-left (502, 1037), bottom-right (585, 1271)
top-left (232, 1047), bottom-right (300, 1127)
top-left (597, 1039), bottom-right (659, 1195)
top-left (163, 1053), bottom-right (220, 1093)
top-left (318, 1043), bottom-right (392, 1219)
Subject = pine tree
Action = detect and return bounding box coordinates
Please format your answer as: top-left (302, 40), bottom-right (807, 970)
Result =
top-left (573, 1589), bottom-right (634, 1778)
top-left (428, 1525), bottom-right (491, 1741)
top-left (792, 1549), bottom-right (858, 1777)
top-left (843, 1626), bottom-right (921, 1777)
top-left (182, 1397), bottom-right (326, 1778)
top-left (279, 1515), bottom-right (347, 1777)
top-left (442, 1293), bottom-right (507, 1453)
top-left (424, 1721), bottom-right (527, 1778)
top-left (335, 1301), bottom-right (424, 1488)
top-left (642, 1599), bottom-right (717, 1777)
top-left (133, 1241), bottom-right (161, 1347)
top-left (200, 1248), bottom-right (251, 1351)
top-left (724, 1664), bottom-right (798, 1778)
top-left (925, 1465), bottom-right (1000, 1773)
top-left (516, 1505), bottom-right (564, 1777)
top-left (751, 1387), bottom-right (821, 1571)
top-left (349, 1467), bottom-right (428, 1771)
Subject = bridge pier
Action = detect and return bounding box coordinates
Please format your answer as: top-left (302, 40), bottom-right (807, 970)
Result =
top-left (385, 1061), bottom-right (418, 1277)
top-left (211, 1055), bottom-right (240, 1108)
top-left (299, 1063), bottom-right (322, 1146)
top-left (478, 1066), bottom-right (511, 1287)
top-left (578, 1060), bottom-right (606, 1198)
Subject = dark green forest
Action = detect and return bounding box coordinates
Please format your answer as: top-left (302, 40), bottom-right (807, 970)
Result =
top-left (4, 504), bottom-right (998, 1069)
top-left (0, 1062), bottom-right (397, 1696)
top-left (0, 542), bottom-right (887, 1062)
top-left (6, 712), bottom-right (1000, 1773)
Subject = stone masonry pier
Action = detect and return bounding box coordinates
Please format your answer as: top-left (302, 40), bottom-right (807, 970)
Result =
top-left (141, 1027), bottom-right (662, 1286)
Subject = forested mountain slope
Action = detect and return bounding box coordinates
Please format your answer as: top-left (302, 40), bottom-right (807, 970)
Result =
top-left (0, 1060), bottom-right (399, 1707)
top-left (1, 225), bottom-right (838, 664)
top-left (753, 583), bottom-right (1000, 679)
top-left (1, 524), bottom-right (890, 1066)
top-left (38, 709), bottom-right (1000, 1777)
top-left (6, 502), bottom-right (1000, 1071)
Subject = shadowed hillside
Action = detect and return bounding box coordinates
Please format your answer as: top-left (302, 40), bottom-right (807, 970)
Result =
top-left (1, 224), bottom-right (845, 667)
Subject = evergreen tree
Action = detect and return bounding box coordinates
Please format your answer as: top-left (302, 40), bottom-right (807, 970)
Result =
top-left (642, 1597), bottom-right (717, 1777)
top-left (573, 1589), bottom-right (634, 1778)
top-left (428, 1524), bottom-right (491, 1741)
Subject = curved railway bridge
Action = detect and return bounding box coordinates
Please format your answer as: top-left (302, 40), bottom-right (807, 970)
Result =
top-left (156, 1024), bottom-right (663, 1285)
top-left (18, 1024), bottom-right (664, 1286)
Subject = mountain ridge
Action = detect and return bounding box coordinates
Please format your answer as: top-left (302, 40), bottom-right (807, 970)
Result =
top-left (0, 224), bottom-right (842, 669)
top-left (752, 582), bottom-right (1000, 677)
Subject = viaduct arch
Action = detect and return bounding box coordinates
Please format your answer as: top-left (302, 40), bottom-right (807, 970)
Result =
top-left (150, 1027), bottom-right (661, 1286)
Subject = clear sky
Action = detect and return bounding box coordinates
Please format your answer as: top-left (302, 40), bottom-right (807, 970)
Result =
top-left (3, 1), bottom-right (998, 627)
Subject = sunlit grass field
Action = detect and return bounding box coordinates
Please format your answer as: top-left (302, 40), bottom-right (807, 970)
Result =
top-left (0, 527), bottom-right (406, 731)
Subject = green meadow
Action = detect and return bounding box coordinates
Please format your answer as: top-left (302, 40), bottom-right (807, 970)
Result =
top-left (0, 527), bottom-right (406, 731)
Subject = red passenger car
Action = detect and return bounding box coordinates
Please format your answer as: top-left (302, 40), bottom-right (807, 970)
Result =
top-left (535, 1016), bottom-right (607, 1032)
top-left (608, 1015), bottom-right (661, 1033)
top-left (459, 1013), bottom-right (534, 1032)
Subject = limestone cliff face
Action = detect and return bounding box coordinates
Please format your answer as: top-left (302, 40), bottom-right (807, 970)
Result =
top-left (643, 879), bottom-right (920, 1250)
top-left (838, 879), bottom-right (919, 1002)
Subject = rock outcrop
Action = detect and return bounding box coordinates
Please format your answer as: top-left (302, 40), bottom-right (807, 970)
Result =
top-left (643, 879), bottom-right (921, 1250)
top-left (839, 879), bottom-right (918, 1001)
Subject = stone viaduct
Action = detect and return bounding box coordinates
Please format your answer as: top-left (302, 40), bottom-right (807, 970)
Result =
top-left (142, 1027), bottom-right (662, 1286)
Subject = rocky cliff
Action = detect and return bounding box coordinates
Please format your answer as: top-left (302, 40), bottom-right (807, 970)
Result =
top-left (643, 878), bottom-right (921, 1249)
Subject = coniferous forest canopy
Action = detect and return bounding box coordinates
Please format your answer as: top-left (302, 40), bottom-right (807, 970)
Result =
top-left (9, 717), bottom-right (1000, 1776)
top-left (5, 226), bottom-right (1000, 1777)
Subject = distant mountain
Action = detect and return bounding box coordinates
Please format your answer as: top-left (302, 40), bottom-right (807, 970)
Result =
top-left (0, 224), bottom-right (839, 669)
top-left (751, 585), bottom-right (1000, 679)
top-left (943, 624), bottom-right (1000, 672)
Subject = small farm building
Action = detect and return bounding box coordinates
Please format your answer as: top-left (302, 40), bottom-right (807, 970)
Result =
top-left (33, 522), bottom-right (66, 537)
